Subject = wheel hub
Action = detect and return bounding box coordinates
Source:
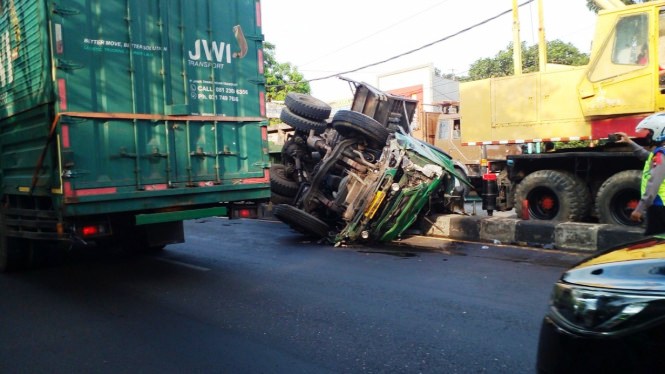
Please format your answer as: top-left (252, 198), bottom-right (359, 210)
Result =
top-left (540, 196), bottom-right (556, 211)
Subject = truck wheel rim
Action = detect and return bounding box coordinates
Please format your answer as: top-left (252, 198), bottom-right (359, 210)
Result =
top-left (610, 190), bottom-right (641, 226)
top-left (528, 187), bottom-right (559, 220)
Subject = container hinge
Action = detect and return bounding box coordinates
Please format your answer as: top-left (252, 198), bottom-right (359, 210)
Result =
top-left (53, 6), bottom-right (81, 16)
top-left (190, 148), bottom-right (217, 158)
top-left (149, 150), bottom-right (169, 159)
top-left (117, 147), bottom-right (137, 159)
top-left (57, 59), bottom-right (85, 71)
top-left (218, 148), bottom-right (239, 157)
top-left (62, 169), bottom-right (89, 178)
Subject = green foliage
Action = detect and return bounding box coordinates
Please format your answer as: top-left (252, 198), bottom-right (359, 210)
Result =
top-left (462, 40), bottom-right (589, 81)
top-left (585, 0), bottom-right (650, 13)
top-left (264, 42), bottom-right (310, 102)
top-left (434, 67), bottom-right (457, 80)
top-left (554, 140), bottom-right (591, 149)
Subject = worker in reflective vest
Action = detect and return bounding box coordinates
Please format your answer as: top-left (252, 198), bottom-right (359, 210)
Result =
top-left (616, 112), bottom-right (665, 235)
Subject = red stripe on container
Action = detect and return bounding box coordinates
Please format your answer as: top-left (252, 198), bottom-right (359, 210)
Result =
top-left (58, 79), bottom-right (67, 111)
top-left (61, 124), bottom-right (70, 148)
top-left (243, 169), bottom-right (269, 184)
top-left (64, 182), bottom-right (73, 197)
top-left (144, 184), bottom-right (168, 191)
top-left (258, 49), bottom-right (264, 74)
top-left (69, 187), bottom-right (117, 197)
top-left (256, 2), bottom-right (262, 27)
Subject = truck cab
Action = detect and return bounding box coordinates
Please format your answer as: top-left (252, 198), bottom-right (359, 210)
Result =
top-left (580, 2), bottom-right (665, 136)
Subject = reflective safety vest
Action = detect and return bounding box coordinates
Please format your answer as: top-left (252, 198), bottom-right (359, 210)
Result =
top-left (641, 147), bottom-right (665, 207)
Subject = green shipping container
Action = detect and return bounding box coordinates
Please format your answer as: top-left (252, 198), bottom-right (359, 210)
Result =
top-left (0, 0), bottom-right (270, 270)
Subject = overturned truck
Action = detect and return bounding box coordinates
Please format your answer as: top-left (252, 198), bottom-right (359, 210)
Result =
top-left (270, 82), bottom-right (471, 245)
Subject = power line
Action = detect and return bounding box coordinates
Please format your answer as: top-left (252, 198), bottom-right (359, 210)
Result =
top-left (267, 0), bottom-right (535, 89)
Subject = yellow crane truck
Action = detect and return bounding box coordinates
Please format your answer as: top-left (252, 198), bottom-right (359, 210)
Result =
top-left (458, 0), bottom-right (665, 226)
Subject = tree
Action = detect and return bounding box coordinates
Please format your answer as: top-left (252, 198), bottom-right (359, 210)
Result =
top-left (586, 0), bottom-right (651, 13)
top-left (463, 40), bottom-right (589, 81)
top-left (434, 67), bottom-right (457, 80)
top-left (264, 42), bottom-right (310, 102)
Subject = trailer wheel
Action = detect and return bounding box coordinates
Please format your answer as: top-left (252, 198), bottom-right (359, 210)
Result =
top-left (595, 170), bottom-right (642, 226)
top-left (332, 110), bottom-right (389, 149)
top-left (515, 170), bottom-right (591, 221)
top-left (273, 204), bottom-right (330, 239)
top-left (270, 163), bottom-right (300, 197)
top-left (280, 107), bottom-right (328, 134)
top-left (284, 93), bottom-right (332, 121)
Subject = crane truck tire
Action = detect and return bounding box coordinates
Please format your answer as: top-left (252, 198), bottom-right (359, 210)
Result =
top-left (332, 110), bottom-right (389, 149)
top-left (280, 107), bottom-right (328, 134)
top-left (514, 170), bottom-right (591, 222)
top-left (595, 170), bottom-right (642, 226)
top-left (270, 163), bottom-right (300, 197)
top-left (284, 93), bottom-right (332, 121)
top-left (273, 204), bottom-right (330, 239)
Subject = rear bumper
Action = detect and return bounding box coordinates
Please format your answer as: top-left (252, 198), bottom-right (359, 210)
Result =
top-left (135, 206), bottom-right (228, 225)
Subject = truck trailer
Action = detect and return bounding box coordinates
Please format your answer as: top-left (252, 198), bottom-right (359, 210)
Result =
top-left (0, 0), bottom-right (270, 271)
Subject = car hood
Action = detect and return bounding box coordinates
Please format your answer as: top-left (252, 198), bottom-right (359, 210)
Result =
top-left (563, 237), bottom-right (665, 291)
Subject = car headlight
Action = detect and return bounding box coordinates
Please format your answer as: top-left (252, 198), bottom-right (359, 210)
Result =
top-left (549, 282), bottom-right (665, 336)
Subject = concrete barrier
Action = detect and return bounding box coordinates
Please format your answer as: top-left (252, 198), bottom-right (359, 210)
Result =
top-left (421, 214), bottom-right (646, 253)
top-left (260, 203), bottom-right (646, 253)
top-left (480, 217), bottom-right (517, 244)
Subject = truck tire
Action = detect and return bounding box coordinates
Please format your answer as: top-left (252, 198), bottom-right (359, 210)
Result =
top-left (284, 93), bottom-right (331, 121)
top-left (280, 107), bottom-right (328, 134)
top-left (273, 204), bottom-right (330, 239)
top-left (595, 170), bottom-right (642, 226)
top-left (332, 110), bottom-right (389, 149)
top-left (271, 191), bottom-right (294, 205)
top-left (270, 163), bottom-right (300, 197)
top-left (514, 170), bottom-right (591, 221)
top-left (454, 166), bottom-right (470, 197)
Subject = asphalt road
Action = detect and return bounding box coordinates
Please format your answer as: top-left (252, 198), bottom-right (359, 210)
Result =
top-left (0, 218), bottom-right (571, 373)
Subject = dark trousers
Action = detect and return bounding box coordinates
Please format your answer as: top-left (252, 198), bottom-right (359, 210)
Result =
top-left (645, 205), bottom-right (665, 236)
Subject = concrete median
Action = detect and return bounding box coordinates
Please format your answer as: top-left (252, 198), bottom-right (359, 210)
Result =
top-left (260, 203), bottom-right (645, 253)
top-left (421, 214), bottom-right (646, 253)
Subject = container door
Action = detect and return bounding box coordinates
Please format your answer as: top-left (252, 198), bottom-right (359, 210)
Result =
top-left (51, 0), bottom-right (170, 191)
top-left (163, 0), bottom-right (267, 185)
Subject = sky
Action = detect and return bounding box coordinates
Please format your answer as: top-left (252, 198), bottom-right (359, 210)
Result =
top-left (260, 0), bottom-right (598, 102)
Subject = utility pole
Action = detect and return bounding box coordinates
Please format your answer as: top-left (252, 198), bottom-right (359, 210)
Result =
top-left (538, 0), bottom-right (547, 72)
top-left (512, 0), bottom-right (522, 75)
